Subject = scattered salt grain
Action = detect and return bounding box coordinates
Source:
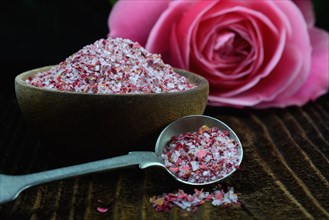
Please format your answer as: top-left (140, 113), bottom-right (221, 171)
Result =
top-left (96, 207), bottom-right (109, 214)
top-left (95, 199), bottom-right (110, 214)
top-left (149, 185), bottom-right (240, 212)
top-left (26, 37), bottom-right (195, 94)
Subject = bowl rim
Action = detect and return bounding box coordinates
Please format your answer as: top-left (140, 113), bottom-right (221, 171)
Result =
top-left (15, 66), bottom-right (209, 97)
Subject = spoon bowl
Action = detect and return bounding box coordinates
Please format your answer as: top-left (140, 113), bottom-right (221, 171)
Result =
top-left (155, 115), bottom-right (243, 185)
top-left (0, 115), bottom-right (243, 204)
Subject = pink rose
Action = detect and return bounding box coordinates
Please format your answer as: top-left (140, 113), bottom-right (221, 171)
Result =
top-left (108, 0), bottom-right (328, 108)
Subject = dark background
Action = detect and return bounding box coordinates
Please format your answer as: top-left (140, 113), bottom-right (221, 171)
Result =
top-left (0, 0), bottom-right (111, 95)
top-left (0, 0), bottom-right (328, 96)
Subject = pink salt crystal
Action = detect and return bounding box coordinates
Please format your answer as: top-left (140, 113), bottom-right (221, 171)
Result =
top-left (214, 191), bottom-right (223, 200)
top-left (155, 197), bottom-right (165, 206)
top-left (169, 167), bottom-right (179, 173)
top-left (96, 207), bottom-right (109, 213)
top-left (190, 161), bottom-right (199, 171)
top-left (196, 149), bottom-right (207, 159)
top-left (182, 165), bottom-right (190, 171)
top-left (206, 194), bottom-right (213, 201)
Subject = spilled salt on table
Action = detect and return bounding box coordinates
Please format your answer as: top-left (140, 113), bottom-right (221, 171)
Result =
top-left (150, 184), bottom-right (240, 212)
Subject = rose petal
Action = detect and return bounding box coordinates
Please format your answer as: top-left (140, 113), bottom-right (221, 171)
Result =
top-left (196, 17), bottom-right (259, 79)
top-left (169, 23), bottom-right (185, 67)
top-left (175, 1), bottom-right (218, 67)
top-left (255, 27), bottom-right (329, 108)
top-left (204, 0), bottom-right (315, 107)
top-left (251, 1), bottom-right (314, 108)
top-left (191, 5), bottom-right (286, 97)
top-left (207, 0), bottom-right (292, 35)
top-left (145, 1), bottom-right (193, 67)
top-left (108, 0), bottom-right (171, 46)
top-left (292, 0), bottom-right (315, 26)
top-left (208, 43), bottom-right (303, 107)
top-left (273, 0), bottom-right (312, 84)
top-left (306, 27), bottom-right (329, 98)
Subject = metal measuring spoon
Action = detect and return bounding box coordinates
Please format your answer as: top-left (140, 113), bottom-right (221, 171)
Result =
top-left (0, 115), bottom-right (243, 204)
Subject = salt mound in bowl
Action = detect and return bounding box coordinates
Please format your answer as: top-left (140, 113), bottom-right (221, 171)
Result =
top-left (15, 37), bottom-right (209, 161)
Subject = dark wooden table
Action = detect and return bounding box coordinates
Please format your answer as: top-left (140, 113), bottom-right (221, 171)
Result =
top-left (0, 93), bottom-right (328, 220)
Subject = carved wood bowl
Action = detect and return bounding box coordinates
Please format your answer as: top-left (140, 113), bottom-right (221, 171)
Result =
top-left (15, 66), bottom-right (209, 161)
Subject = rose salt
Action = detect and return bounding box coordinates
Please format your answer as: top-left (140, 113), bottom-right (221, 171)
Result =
top-left (161, 125), bottom-right (241, 184)
top-left (95, 199), bottom-right (110, 215)
top-left (26, 37), bottom-right (194, 94)
top-left (96, 207), bottom-right (109, 214)
top-left (150, 184), bottom-right (240, 212)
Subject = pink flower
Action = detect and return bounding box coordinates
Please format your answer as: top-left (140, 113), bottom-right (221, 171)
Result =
top-left (108, 0), bottom-right (328, 108)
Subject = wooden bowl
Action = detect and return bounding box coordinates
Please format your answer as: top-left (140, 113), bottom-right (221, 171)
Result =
top-left (15, 66), bottom-right (209, 160)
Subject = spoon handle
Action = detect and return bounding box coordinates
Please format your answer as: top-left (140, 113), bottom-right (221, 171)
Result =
top-left (0, 151), bottom-right (162, 204)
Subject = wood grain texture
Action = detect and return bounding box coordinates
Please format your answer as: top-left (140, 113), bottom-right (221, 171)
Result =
top-left (0, 94), bottom-right (328, 220)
